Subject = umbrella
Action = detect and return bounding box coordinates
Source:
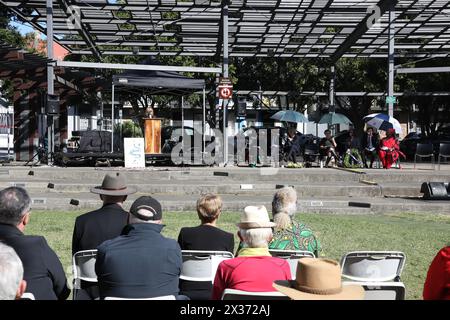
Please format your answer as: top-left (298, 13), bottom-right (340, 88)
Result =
top-left (271, 110), bottom-right (308, 123)
top-left (363, 113), bottom-right (402, 134)
top-left (318, 112), bottom-right (352, 125)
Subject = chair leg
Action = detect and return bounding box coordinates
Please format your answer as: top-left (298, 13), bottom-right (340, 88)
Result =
top-left (414, 155), bottom-right (416, 169)
top-left (432, 155), bottom-right (435, 170)
top-left (438, 156), bottom-right (440, 171)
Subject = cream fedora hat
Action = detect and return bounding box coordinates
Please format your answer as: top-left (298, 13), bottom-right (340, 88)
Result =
top-left (273, 258), bottom-right (365, 300)
top-left (236, 205), bottom-right (277, 229)
top-left (90, 172), bottom-right (137, 196)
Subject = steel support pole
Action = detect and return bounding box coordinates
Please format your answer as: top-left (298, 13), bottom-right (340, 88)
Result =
top-left (222, 1), bottom-right (229, 165)
top-left (329, 65), bottom-right (335, 113)
top-left (202, 86), bottom-right (206, 163)
top-left (387, 4), bottom-right (395, 118)
top-left (46, 0), bottom-right (54, 163)
top-left (181, 96), bottom-right (184, 163)
top-left (111, 84), bottom-right (115, 153)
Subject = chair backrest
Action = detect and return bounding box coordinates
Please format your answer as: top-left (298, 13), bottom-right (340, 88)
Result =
top-left (416, 143), bottom-right (433, 155)
top-left (343, 281), bottom-right (406, 300)
top-left (73, 249), bottom-right (98, 282)
top-left (21, 292), bottom-right (35, 300)
top-left (304, 145), bottom-right (319, 155)
top-left (104, 295), bottom-right (176, 300)
top-left (180, 250), bottom-right (234, 282)
top-left (439, 143), bottom-right (450, 156)
top-left (221, 289), bottom-right (290, 300)
top-left (340, 251), bottom-right (405, 282)
top-left (269, 250), bottom-right (315, 279)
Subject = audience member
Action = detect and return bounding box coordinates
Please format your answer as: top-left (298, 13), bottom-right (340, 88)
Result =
top-left (423, 246), bottom-right (450, 300)
top-left (178, 194), bottom-right (234, 300)
top-left (273, 258), bottom-right (364, 300)
top-left (95, 196), bottom-right (183, 299)
top-left (212, 206), bottom-right (291, 300)
top-left (0, 187), bottom-right (70, 300)
top-left (0, 242), bottom-right (27, 300)
top-left (378, 128), bottom-right (402, 169)
top-left (269, 187), bottom-right (321, 257)
top-left (72, 172), bottom-right (136, 300)
top-left (319, 129), bottom-right (339, 167)
top-left (361, 127), bottom-right (380, 168)
top-left (284, 127), bottom-right (302, 164)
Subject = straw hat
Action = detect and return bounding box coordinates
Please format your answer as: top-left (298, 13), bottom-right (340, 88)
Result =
top-left (90, 173), bottom-right (137, 196)
top-left (273, 258), bottom-right (365, 300)
top-left (236, 205), bottom-right (277, 229)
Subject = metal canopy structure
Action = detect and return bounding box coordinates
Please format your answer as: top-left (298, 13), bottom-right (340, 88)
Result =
top-left (3, 0), bottom-right (450, 59)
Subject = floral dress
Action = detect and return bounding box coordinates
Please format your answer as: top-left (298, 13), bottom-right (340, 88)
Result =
top-left (269, 220), bottom-right (321, 257)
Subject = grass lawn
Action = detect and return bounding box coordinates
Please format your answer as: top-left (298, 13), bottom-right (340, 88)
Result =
top-left (25, 210), bottom-right (450, 300)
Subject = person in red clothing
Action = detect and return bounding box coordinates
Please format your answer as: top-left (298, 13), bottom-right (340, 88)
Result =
top-left (423, 246), bottom-right (450, 300)
top-left (211, 205), bottom-right (291, 300)
top-left (378, 128), bottom-right (401, 169)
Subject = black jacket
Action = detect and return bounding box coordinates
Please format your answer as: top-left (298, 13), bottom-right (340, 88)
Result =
top-left (95, 223), bottom-right (182, 299)
top-left (361, 133), bottom-right (380, 150)
top-left (0, 223), bottom-right (70, 300)
top-left (72, 203), bottom-right (128, 255)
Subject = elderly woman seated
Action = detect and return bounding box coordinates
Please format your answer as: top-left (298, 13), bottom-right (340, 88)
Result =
top-left (269, 187), bottom-right (321, 257)
top-left (211, 206), bottom-right (291, 300)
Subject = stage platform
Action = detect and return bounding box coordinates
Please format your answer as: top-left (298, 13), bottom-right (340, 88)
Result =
top-left (1, 164), bottom-right (449, 214)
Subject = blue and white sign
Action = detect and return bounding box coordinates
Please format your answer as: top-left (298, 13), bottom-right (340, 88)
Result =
top-left (124, 138), bottom-right (145, 168)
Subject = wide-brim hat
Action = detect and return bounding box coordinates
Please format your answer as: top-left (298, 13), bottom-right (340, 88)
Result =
top-left (90, 172), bottom-right (137, 196)
top-left (236, 205), bottom-right (277, 229)
top-left (273, 258), bottom-right (365, 300)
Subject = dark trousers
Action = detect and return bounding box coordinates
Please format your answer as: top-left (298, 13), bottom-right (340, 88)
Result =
top-left (74, 281), bottom-right (100, 300)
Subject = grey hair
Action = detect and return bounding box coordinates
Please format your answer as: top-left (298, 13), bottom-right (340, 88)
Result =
top-left (239, 228), bottom-right (273, 248)
top-left (0, 242), bottom-right (24, 300)
top-left (272, 187), bottom-right (297, 230)
top-left (128, 209), bottom-right (158, 225)
top-left (0, 187), bottom-right (32, 226)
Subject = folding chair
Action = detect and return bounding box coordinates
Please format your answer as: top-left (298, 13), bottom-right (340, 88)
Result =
top-left (180, 250), bottom-right (234, 283)
top-left (269, 250), bottom-right (315, 279)
top-left (340, 251), bottom-right (406, 282)
top-left (438, 143), bottom-right (450, 170)
top-left (342, 281), bottom-right (406, 300)
top-left (72, 249), bottom-right (98, 300)
top-left (221, 289), bottom-right (290, 300)
top-left (414, 143), bottom-right (435, 169)
top-left (104, 295), bottom-right (176, 300)
top-left (303, 145), bottom-right (321, 167)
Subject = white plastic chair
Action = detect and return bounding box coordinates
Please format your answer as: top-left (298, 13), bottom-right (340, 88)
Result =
top-left (343, 281), bottom-right (406, 300)
top-left (269, 250), bottom-right (315, 279)
top-left (221, 288), bottom-right (290, 300)
top-left (340, 251), bottom-right (406, 282)
top-left (72, 249), bottom-right (98, 299)
top-left (180, 250), bottom-right (234, 283)
top-left (104, 295), bottom-right (176, 300)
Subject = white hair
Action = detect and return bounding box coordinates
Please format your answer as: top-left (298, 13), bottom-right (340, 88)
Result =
top-left (272, 187), bottom-right (297, 230)
top-left (129, 209), bottom-right (159, 225)
top-left (0, 242), bottom-right (23, 300)
top-left (239, 228), bottom-right (273, 248)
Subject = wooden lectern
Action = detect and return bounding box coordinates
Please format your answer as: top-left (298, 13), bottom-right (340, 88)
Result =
top-left (144, 118), bottom-right (162, 154)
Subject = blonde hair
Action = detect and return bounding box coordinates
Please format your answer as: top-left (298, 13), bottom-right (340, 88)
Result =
top-left (272, 187), bottom-right (297, 230)
top-left (197, 194), bottom-right (222, 223)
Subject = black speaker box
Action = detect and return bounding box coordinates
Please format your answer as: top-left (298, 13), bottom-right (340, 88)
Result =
top-left (420, 182), bottom-right (450, 200)
top-left (46, 94), bottom-right (60, 115)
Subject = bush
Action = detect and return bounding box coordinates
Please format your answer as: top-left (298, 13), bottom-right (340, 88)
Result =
top-left (115, 121), bottom-right (143, 138)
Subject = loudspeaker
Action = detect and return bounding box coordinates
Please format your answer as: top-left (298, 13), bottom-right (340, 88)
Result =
top-left (237, 99), bottom-right (246, 117)
top-left (420, 182), bottom-right (450, 200)
top-left (46, 94), bottom-right (60, 114)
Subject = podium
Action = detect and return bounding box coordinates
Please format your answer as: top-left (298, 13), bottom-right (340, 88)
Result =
top-left (144, 118), bottom-right (162, 154)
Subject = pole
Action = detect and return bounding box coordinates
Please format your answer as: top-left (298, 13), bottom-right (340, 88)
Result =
top-left (111, 84), bottom-right (114, 153)
top-left (181, 96), bottom-right (184, 164)
top-left (387, 3), bottom-right (395, 118)
top-left (329, 65), bottom-right (335, 113)
top-left (222, 1), bottom-right (229, 165)
top-left (202, 86), bottom-right (206, 163)
top-left (46, 0), bottom-right (54, 164)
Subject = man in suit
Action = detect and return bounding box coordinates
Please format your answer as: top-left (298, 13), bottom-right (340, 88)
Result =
top-left (95, 196), bottom-right (183, 299)
top-left (361, 127), bottom-right (380, 168)
top-left (72, 172), bottom-right (137, 300)
top-left (0, 187), bottom-right (70, 300)
top-left (284, 127), bottom-right (302, 164)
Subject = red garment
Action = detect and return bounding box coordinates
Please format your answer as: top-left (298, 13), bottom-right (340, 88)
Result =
top-left (423, 246), bottom-right (450, 300)
top-left (211, 256), bottom-right (291, 300)
top-left (378, 137), bottom-right (400, 169)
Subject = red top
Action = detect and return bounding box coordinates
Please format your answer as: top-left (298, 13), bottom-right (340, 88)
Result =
top-left (380, 136), bottom-right (399, 150)
top-left (211, 256), bottom-right (291, 300)
top-left (423, 246), bottom-right (450, 300)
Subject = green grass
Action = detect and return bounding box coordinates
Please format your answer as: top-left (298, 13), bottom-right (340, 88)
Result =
top-left (25, 210), bottom-right (450, 300)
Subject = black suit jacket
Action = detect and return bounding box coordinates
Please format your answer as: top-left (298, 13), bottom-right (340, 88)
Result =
top-left (0, 223), bottom-right (70, 300)
top-left (361, 133), bottom-right (380, 150)
top-left (72, 203), bottom-right (128, 255)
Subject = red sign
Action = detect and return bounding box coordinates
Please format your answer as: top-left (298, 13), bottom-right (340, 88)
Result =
top-left (218, 78), bottom-right (233, 99)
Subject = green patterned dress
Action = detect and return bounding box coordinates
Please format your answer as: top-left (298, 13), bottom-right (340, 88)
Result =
top-left (269, 220), bottom-right (321, 257)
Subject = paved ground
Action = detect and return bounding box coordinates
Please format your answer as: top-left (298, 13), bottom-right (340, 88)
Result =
top-left (2, 162), bottom-right (449, 214)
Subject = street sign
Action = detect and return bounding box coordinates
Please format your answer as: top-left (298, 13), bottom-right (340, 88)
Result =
top-left (218, 78), bottom-right (233, 99)
top-left (386, 96), bottom-right (396, 104)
